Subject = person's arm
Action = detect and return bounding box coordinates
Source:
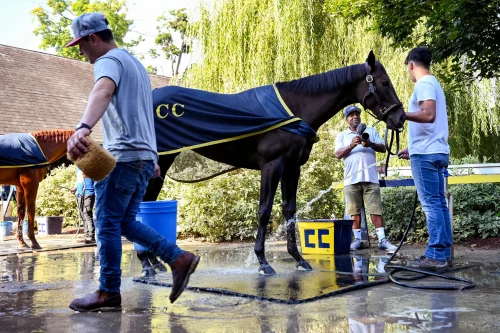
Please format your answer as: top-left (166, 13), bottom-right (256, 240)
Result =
top-left (335, 145), bottom-right (353, 159)
top-left (79, 78), bottom-right (116, 128)
top-left (67, 77), bottom-right (116, 158)
top-left (368, 141), bottom-right (386, 153)
top-left (405, 81), bottom-right (437, 123)
top-left (405, 99), bottom-right (436, 123)
top-left (398, 147), bottom-right (410, 160)
top-left (362, 128), bottom-right (386, 153)
top-left (335, 134), bottom-right (360, 159)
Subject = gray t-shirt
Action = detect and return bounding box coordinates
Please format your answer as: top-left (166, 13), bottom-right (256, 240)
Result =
top-left (94, 48), bottom-right (158, 163)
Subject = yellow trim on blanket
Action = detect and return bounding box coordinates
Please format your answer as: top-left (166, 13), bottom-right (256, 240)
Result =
top-left (0, 162), bottom-right (50, 168)
top-left (0, 134), bottom-right (50, 168)
top-left (273, 84), bottom-right (294, 117)
top-left (29, 133), bottom-right (49, 162)
top-left (158, 118), bottom-right (302, 155)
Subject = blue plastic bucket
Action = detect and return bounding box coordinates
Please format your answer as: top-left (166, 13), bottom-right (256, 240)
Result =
top-left (0, 221), bottom-right (13, 240)
top-left (133, 200), bottom-right (177, 251)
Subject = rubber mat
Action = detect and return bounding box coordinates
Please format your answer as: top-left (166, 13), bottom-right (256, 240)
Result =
top-left (134, 255), bottom-right (389, 304)
top-left (134, 254), bottom-right (475, 304)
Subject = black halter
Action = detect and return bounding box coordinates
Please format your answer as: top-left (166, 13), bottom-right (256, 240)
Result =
top-left (361, 62), bottom-right (403, 176)
top-left (361, 62), bottom-right (402, 122)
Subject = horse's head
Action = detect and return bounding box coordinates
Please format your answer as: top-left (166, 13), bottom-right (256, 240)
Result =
top-left (355, 51), bottom-right (406, 130)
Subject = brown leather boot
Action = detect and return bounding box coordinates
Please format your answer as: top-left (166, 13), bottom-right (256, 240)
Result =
top-left (169, 251), bottom-right (200, 303)
top-left (69, 289), bottom-right (122, 312)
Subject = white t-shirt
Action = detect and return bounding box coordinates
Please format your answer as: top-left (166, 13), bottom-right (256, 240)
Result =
top-left (335, 127), bottom-right (384, 186)
top-left (408, 75), bottom-right (450, 155)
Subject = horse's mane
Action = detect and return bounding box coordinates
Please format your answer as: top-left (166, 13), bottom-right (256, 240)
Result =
top-left (30, 129), bottom-right (75, 144)
top-left (275, 63), bottom-right (366, 94)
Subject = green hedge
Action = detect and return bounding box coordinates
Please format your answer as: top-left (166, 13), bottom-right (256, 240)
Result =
top-left (36, 165), bottom-right (79, 228)
top-left (35, 154), bottom-right (500, 243)
top-left (382, 183), bottom-right (500, 242)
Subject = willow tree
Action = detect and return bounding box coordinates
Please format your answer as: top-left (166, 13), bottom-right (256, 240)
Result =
top-left (182, 0), bottom-right (414, 157)
top-left (183, 0), bottom-right (500, 161)
top-left (168, 0), bottom-right (415, 239)
top-left (159, 0), bottom-right (499, 240)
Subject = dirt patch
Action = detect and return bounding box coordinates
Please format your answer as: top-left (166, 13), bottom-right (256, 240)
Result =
top-left (456, 237), bottom-right (500, 249)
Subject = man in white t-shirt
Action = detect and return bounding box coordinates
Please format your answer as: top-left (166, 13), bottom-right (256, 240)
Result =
top-left (335, 105), bottom-right (397, 252)
top-left (398, 46), bottom-right (451, 269)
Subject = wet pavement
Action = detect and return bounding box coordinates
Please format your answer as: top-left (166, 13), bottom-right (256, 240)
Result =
top-left (0, 241), bottom-right (499, 332)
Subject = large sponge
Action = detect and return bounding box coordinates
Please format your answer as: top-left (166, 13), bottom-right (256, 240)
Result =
top-left (68, 137), bottom-right (116, 181)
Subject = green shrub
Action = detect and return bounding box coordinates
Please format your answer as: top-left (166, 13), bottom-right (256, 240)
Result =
top-left (36, 165), bottom-right (79, 228)
top-left (451, 183), bottom-right (500, 240)
top-left (159, 169), bottom-right (262, 241)
top-left (382, 183), bottom-right (500, 242)
top-left (382, 187), bottom-right (427, 242)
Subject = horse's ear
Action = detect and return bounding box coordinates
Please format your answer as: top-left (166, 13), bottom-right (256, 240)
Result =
top-left (366, 50), bottom-right (376, 70)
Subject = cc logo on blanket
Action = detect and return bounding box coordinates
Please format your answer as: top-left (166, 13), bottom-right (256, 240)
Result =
top-left (156, 103), bottom-right (185, 119)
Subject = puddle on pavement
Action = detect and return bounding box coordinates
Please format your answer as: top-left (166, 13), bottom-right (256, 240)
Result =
top-left (0, 244), bottom-right (499, 332)
top-left (135, 252), bottom-right (388, 302)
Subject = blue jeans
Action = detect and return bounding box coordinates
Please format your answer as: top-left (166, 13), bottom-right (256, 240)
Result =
top-left (95, 160), bottom-right (184, 292)
top-left (410, 153), bottom-right (452, 261)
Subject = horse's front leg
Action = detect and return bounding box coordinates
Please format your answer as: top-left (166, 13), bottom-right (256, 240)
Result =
top-left (255, 159), bottom-right (283, 276)
top-left (281, 166), bottom-right (312, 271)
top-left (15, 186), bottom-right (29, 249)
top-left (24, 175), bottom-right (43, 250)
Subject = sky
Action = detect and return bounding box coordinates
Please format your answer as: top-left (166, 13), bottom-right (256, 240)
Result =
top-left (0, 0), bottom-right (204, 77)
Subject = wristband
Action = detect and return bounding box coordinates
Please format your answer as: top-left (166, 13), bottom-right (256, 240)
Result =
top-left (75, 123), bottom-right (92, 133)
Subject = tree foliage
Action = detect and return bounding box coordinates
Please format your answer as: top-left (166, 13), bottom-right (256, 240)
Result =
top-left (167, 0), bottom-right (500, 240)
top-left (30, 0), bottom-right (500, 242)
top-left (183, 0), bottom-right (500, 161)
top-left (149, 9), bottom-right (191, 76)
top-left (31, 0), bottom-right (142, 60)
top-left (325, 0), bottom-right (500, 82)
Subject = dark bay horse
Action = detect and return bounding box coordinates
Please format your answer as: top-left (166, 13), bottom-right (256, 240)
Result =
top-left (0, 129), bottom-right (74, 249)
top-left (141, 51), bottom-right (406, 276)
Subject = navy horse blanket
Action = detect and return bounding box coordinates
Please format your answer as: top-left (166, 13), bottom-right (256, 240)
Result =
top-left (152, 85), bottom-right (316, 154)
top-left (0, 133), bottom-right (48, 168)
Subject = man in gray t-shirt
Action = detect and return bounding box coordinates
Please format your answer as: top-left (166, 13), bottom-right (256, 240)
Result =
top-left (66, 12), bottom-right (199, 312)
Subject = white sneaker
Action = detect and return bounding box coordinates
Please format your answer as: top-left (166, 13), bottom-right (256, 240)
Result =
top-left (378, 238), bottom-right (397, 251)
top-left (350, 238), bottom-right (363, 251)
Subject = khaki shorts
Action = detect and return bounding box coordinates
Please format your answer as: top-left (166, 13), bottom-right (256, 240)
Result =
top-left (344, 182), bottom-right (382, 216)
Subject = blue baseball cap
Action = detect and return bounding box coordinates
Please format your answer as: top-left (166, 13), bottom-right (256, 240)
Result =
top-left (66, 13), bottom-right (110, 47)
top-left (345, 105), bottom-right (361, 118)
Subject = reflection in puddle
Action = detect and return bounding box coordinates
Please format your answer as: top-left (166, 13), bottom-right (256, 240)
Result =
top-left (0, 245), bottom-right (498, 332)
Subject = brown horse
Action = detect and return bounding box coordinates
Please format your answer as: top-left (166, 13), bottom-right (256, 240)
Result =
top-left (140, 51), bottom-right (406, 276)
top-left (0, 129), bottom-right (74, 249)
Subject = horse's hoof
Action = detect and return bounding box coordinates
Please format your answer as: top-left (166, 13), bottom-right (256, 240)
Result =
top-left (20, 243), bottom-right (30, 249)
top-left (258, 264), bottom-right (276, 276)
top-left (142, 267), bottom-right (157, 278)
top-left (31, 243), bottom-right (42, 250)
top-left (296, 260), bottom-right (313, 271)
top-left (153, 262), bottom-right (168, 273)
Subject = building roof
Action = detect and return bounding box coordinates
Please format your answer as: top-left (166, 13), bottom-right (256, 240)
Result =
top-left (0, 44), bottom-right (170, 142)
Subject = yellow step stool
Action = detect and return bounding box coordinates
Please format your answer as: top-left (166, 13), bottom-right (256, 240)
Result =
top-left (298, 219), bottom-right (353, 255)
